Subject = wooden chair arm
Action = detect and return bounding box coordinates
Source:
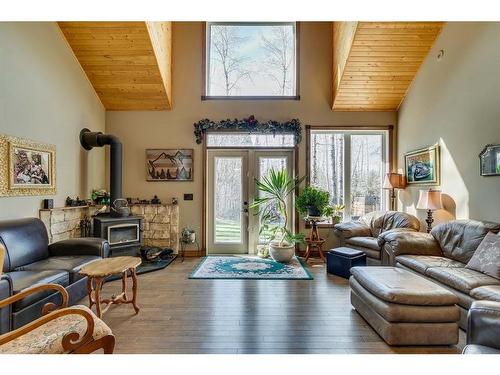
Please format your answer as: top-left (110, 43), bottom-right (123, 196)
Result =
top-left (0, 283), bottom-right (69, 314)
top-left (0, 306), bottom-right (96, 353)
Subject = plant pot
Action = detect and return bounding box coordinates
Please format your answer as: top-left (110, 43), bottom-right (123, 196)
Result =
top-left (306, 205), bottom-right (321, 217)
top-left (269, 241), bottom-right (295, 263)
top-left (331, 215), bottom-right (341, 225)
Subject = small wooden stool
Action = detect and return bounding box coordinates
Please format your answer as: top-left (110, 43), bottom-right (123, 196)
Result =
top-left (80, 256), bottom-right (141, 318)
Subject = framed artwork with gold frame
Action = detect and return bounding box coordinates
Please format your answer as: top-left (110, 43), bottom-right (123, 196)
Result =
top-left (0, 134), bottom-right (56, 197)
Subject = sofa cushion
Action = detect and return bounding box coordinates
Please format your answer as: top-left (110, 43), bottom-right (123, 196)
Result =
top-left (470, 285), bottom-right (500, 302)
top-left (0, 305), bottom-right (112, 354)
top-left (0, 218), bottom-right (49, 272)
top-left (346, 237), bottom-right (380, 251)
top-left (350, 266), bottom-right (458, 306)
top-left (465, 232), bottom-right (500, 279)
top-left (371, 211), bottom-right (421, 236)
top-left (425, 267), bottom-right (500, 294)
top-left (430, 220), bottom-right (500, 264)
top-left (17, 255), bottom-right (100, 283)
top-left (7, 270), bottom-right (69, 312)
top-left (396, 255), bottom-right (465, 274)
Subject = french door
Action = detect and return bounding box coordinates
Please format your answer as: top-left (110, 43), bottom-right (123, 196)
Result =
top-left (207, 149), bottom-right (294, 254)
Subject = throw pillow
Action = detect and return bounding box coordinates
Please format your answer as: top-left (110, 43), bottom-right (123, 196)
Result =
top-left (465, 232), bottom-right (500, 279)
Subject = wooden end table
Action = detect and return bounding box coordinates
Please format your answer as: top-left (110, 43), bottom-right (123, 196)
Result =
top-left (79, 256), bottom-right (141, 318)
top-left (304, 216), bottom-right (327, 262)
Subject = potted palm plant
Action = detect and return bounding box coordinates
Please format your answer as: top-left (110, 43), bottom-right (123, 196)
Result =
top-left (250, 168), bottom-right (305, 263)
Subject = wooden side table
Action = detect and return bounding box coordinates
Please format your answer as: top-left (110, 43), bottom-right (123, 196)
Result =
top-left (79, 256), bottom-right (141, 318)
top-left (304, 216), bottom-right (327, 262)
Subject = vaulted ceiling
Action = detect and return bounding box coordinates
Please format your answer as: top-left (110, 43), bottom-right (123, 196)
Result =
top-left (333, 22), bottom-right (444, 111)
top-left (59, 22), bottom-right (172, 110)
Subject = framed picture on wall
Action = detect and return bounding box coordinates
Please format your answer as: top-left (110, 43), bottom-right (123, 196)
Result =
top-left (146, 149), bottom-right (193, 181)
top-left (404, 144), bottom-right (440, 185)
top-left (0, 133), bottom-right (56, 197)
top-left (479, 143), bottom-right (500, 176)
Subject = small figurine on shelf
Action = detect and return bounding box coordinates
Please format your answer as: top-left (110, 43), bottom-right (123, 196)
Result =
top-left (171, 197), bottom-right (178, 205)
top-left (151, 195), bottom-right (161, 204)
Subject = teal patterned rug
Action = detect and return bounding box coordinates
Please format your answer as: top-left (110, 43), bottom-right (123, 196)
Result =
top-left (189, 256), bottom-right (313, 280)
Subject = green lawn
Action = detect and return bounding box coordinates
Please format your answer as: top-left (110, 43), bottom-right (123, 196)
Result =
top-left (215, 218), bottom-right (277, 243)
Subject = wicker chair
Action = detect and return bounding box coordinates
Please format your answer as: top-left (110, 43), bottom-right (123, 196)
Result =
top-left (0, 245), bottom-right (115, 354)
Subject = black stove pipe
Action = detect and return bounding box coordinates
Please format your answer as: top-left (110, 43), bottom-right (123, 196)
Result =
top-left (79, 128), bottom-right (123, 217)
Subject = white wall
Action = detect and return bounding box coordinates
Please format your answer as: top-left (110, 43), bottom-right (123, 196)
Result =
top-left (398, 22), bottom-right (500, 225)
top-left (0, 22), bottom-right (106, 220)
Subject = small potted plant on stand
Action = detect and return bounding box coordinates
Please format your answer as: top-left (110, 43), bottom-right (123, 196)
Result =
top-left (295, 186), bottom-right (331, 218)
top-left (250, 168), bottom-right (305, 263)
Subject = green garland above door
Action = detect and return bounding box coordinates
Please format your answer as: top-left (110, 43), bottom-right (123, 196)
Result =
top-left (193, 115), bottom-right (302, 145)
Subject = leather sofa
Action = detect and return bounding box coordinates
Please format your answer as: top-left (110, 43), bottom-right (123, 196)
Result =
top-left (463, 301), bottom-right (500, 354)
top-left (381, 219), bottom-right (500, 329)
top-left (0, 218), bottom-right (109, 334)
top-left (334, 211), bottom-right (420, 265)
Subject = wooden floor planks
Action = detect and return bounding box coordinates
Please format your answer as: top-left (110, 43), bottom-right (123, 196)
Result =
top-left (82, 258), bottom-right (465, 354)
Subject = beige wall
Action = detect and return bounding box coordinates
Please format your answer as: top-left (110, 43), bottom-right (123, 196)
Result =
top-left (0, 22), bottom-right (106, 220)
top-left (397, 22), bottom-right (500, 226)
top-left (106, 22), bottom-right (397, 251)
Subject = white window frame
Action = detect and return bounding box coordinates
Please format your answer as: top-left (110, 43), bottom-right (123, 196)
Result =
top-left (203, 22), bottom-right (299, 100)
top-left (308, 129), bottom-right (390, 222)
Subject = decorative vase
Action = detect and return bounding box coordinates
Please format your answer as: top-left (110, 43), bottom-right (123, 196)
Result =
top-left (306, 205), bottom-right (321, 217)
top-left (269, 241), bottom-right (295, 263)
top-left (256, 245), bottom-right (269, 258)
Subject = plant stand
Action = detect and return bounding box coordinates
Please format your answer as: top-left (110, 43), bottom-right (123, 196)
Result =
top-left (179, 239), bottom-right (200, 262)
top-left (304, 216), bottom-right (327, 262)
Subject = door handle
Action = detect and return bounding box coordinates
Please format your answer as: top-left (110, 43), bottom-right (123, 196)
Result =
top-left (242, 208), bottom-right (249, 213)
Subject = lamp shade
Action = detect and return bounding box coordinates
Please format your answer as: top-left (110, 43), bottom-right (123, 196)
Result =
top-left (416, 189), bottom-right (443, 211)
top-left (383, 173), bottom-right (405, 189)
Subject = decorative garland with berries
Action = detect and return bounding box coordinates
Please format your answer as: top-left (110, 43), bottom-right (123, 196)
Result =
top-left (193, 115), bottom-right (302, 145)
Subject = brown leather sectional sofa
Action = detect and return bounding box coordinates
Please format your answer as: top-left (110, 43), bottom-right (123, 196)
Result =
top-left (334, 211), bottom-right (421, 265)
top-left (381, 219), bottom-right (500, 329)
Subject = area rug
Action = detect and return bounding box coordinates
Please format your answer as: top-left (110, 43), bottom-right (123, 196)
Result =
top-left (106, 254), bottom-right (177, 281)
top-left (189, 256), bottom-right (313, 280)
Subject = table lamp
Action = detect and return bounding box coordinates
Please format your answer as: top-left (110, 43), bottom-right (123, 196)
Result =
top-left (416, 189), bottom-right (443, 233)
top-left (383, 173), bottom-right (405, 210)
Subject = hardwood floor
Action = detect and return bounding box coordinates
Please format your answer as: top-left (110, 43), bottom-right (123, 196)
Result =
top-left (82, 258), bottom-right (465, 354)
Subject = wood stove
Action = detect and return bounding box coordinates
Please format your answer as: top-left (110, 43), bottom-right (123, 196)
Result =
top-left (93, 215), bottom-right (143, 257)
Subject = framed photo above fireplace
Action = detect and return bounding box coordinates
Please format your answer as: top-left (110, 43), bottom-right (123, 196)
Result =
top-left (405, 144), bottom-right (440, 185)
top-left (0, 133), bottom-right (56, 197)
top-left (146, 149), bottom-right (193, 181)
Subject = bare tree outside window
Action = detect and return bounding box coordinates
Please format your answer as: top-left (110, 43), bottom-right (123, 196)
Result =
top-left (206, 23), bottom-right (297, 97)
top-left (260, 26), bottom-right (295, 95)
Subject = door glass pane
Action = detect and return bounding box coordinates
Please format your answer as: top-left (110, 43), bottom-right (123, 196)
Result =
top-left (350, 134), bottom-right (383, 220)
top-left (258, 157), bottom-right (287, 243)
top-left (310, 132), bottom-right (345, 206)
top-left (214, 157), bottom-right (242, 243)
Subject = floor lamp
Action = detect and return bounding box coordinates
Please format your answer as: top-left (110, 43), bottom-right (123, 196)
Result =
top-left (417, 189), bottom-right (443, 233)
top-left (383, 173), bottom-right (405, 211)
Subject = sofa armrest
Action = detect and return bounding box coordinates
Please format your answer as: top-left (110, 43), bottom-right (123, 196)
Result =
top-left (334, 222), bottom-right (371, 241)
top-left (467, 301), bottom-right (500, 350)
top-left (49, 237), bottom-right (109, 258)
top-left (0, 274), bottom-right (12, 335)
top-left (381, 231), bottom-right (442, 265)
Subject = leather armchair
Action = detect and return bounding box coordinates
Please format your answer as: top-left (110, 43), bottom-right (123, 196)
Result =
top-left (334, 211), bottom-right (420, 265)
top-left (463, 301), bottom-right (500, 354)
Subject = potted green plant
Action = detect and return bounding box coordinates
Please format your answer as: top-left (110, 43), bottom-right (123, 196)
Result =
top-left (295, 186), bottom-right (331, 217)
top-left (250, 168), bottom-right (305, 263)
top-left (323, 204), bottom-right (345, 224)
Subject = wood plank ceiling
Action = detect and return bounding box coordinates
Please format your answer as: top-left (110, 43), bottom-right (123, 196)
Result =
top-left (59, 22), bottom-right (172, 110)
top-left (332, 22), bottom-right (444, 111)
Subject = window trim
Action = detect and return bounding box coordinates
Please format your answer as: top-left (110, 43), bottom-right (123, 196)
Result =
top-left (305, 125), bottom-right (394, 227)
top-left (201, 22), bottom-right (300, 100)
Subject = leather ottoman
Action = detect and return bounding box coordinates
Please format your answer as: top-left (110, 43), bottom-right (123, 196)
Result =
top-left (350, 266), bottom-right (460, 346)
top-left (327, 247), bottom-right (366, 278)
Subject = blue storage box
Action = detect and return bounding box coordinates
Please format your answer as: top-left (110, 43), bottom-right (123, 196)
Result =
top-left (327, 247), bottom-right (367, 278)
